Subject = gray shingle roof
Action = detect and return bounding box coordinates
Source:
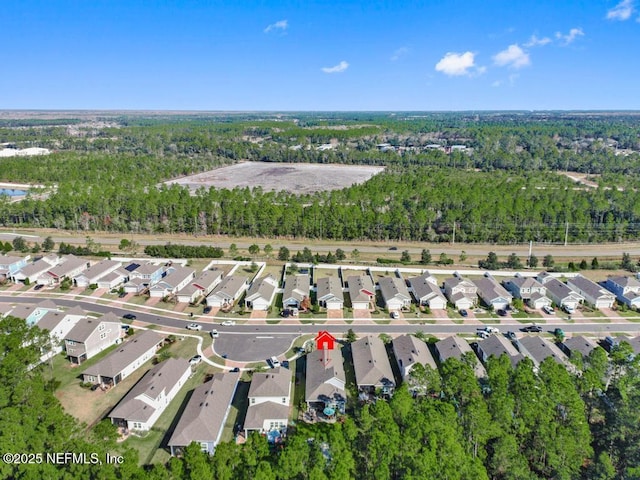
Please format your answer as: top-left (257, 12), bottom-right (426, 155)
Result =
top-left (408, 273), bottom-right (445, 303)
top-left (48, 255), bottom-right (89, 278)
top-left (245, 274), bottom-right (278, 302)
top-left (209, 275), bottom-right (248, 300)
top-left (479, 334), bottom-right (524, 368)
top-left (316, 276), bottom-right (344, 302)
top-left (347, 275), bottom-right (376, 304)
top-left (378, 276), bottom-right (411, 303)
top-left (392, 334), bottom-right (437, 373)
top-left (66, 313), bottom-right (120, 343)
top-left (248, 368), bottom-right (291, 399)
top-left (83, 330), bottom-right (164, 379)
top-left (305, 348), bottom-right (346, 404)
top-left (518, 336), bottom-right (568, 367)
top-left (283, 274), bottom-right (310, 303)
top-left (473, 276), bottom-right (513, 303)
top-left (562, 336), bottom-right (599, 358)
top-left (243, 402), bottom-right (290, 431)
top-left (108, 358), bottom-right (190, 422)
top-left (75, 259), bottom-right (121, 282)
top-left (351, 335), bottom-right (395, 388)
top-left (168, 372), bottom-right (240, 448)
top-left (568, 275), bottom-right (615, 301)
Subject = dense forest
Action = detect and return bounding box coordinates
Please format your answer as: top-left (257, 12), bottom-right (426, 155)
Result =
top-left (1, 112), bottom-right (640, 243)
top-left (3, 316), bottom-right (640, 479)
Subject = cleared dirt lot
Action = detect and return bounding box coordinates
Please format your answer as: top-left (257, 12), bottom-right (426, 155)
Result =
top-left (165, 161), bottom-right (385, 193)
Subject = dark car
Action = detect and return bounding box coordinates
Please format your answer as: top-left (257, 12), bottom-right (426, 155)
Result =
top-left (459, 309), bottom-right (469, 317)
top-left (203, 306), bottom-right (212, 314)
top-left (388, 246), bottom-right (398, 251)
top-left (34, 284), bottom-right (44, 290)
top-left (505, 330), bottom-right (517, 340)
top-left (497, 309), bottom-right (507, 317)
top-left (230, 367), bottom-right (240, 373)
top-left (122, 313), bottom-right (137, 320)
top-left (118, 292), bottom-right (127, 298)
top-left (521, 325), bottom-right (542, 333)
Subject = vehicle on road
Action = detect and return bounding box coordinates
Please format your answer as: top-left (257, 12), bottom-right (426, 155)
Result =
top-left (186, 323), bottom-right (202, 331)
top-left (477, 331), bottom-right (490, 339)
top-left (221, 320), bottom-right (236, 326)
top-left (210, 329), bottom-right (219, 338)
top-left (189, 355), bottom-right (202, 365)
top-left (122, 313), bottom-right (137, 320)
top-left (521, 324), bottom-right (543, 333)
top-left (391, 311), bottom-right (400, 319)
top-left (459, 309), bottom-right (468, 317)
top-left (482, 326), bottom-right (500, 334)
top-left (543, 305), bottom-right (555, 315)
top-left (388, 246), bottom-right (398, 251)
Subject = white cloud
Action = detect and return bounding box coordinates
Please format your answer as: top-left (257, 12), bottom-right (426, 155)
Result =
top-left (492, 44), bottom-right (530, 69)
top-left (491, 80), bottom-right (502, 87)
top-left (391, 47), bottom-right (409, 61)
top-left (607, 0), bottom-right (634, 20)
top-left (321, 61), bottom-right (349, 74)
top-left (264, 19), bottom-right (288, 33)
top-left (524, 35), bottom-right (552, 47)
top-left (555, 28), bottom-right (584, 45)
top-left (434, 51), bottom-right (478, 76)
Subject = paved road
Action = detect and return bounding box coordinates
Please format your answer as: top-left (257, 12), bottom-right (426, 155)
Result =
top-left (4, 295), bottom-right (640, 362)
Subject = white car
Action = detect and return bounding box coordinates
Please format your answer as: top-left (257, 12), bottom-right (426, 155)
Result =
top-left (186, 323), bottom-right (202, 331)
top-left (391, 311), bottom-right (400, 319)
top-left (563, 305), bottom-right (575, 314)
top-left (221, 320), bottom-right (236, 326)
top-left (270, 356), bottom-right (281, 368)
top-left (210, 329), bottom-right (219, 338)
top-left (542, 305), bottom-right (555, 315)
top-left (189, 355), bottom-right (202, 365)
top-left (484, 326), bottom-right (500, 334)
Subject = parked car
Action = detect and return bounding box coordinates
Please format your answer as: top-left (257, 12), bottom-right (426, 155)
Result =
top-left (122, 313), bottom-right (137, 320)
top-left (563, 304), bottom-right (575, 314)
top-left (505, 330), bottom-right (517, 340)
top-left (604, 336), bottom-right (619, 351)
top-left (391, 311), bottom-right (400, 319)
top-left (521, 324), bottom-right (543, 333)
top-left (483, 326), bottom-right (500, 334)
top-left (542, 305), bottom-right (555, 315)
top-left (221, 320), bottom-right (236, 326)
top-left (189, 355), bottom-right (202, 365)
top-left (186, 323), bottom-right (202, 331)
top-left (497, 309), bottom-right (507, 317)
top-left (269, 356), bottom-right (281, 368)
top-left (459, 309), bottom-right (469, 317)
top-left (121, 325), bottom-right (130, 332)
top-left (34, 284), bottom-right (44, 291)
top-left (477, 331), bottom-right (490, 339)
top-left (210, 329), bottom-right (219, 338)
top-left (230, 367), bottom-right (240, 373)
top-left (203, 306), bottom-right (212, 314)
top-left (118, 292), bottom-right (127, 298)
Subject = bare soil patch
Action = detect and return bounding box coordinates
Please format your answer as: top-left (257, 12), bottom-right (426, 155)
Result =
top-left (165, 161), bottom-right (385, 194)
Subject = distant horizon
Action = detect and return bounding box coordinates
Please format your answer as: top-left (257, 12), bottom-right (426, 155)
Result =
top-left (3, 1), bottom-right (639, 111)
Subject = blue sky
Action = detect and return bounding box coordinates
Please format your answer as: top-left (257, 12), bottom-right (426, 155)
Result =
top-left (2, 0), bottom-right (639, 110)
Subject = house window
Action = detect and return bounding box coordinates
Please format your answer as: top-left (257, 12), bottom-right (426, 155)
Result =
top-left (251, 398), bottom-right (255, 404)
top-left (133, 422), bottom-right (142, 430)
top-left (67, 340), bottom-right (76, 346)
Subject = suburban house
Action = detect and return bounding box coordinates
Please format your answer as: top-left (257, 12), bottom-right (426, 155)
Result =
top-left (168, 372), bottom-right (240, 456)
top-left (149, 266), bottom-right (196, 299)
top-left (244, 274), bottom-right (279, 311)
top-left (206, 275), bottom-right (248, 308)
top-left (443, 275), bottom-right (477, 310)
top-left (82, 330), bottom-right (165, 386)
top-left (305, 347), bottom-right (346, 412)
top-left (282, 274), bottom-right (310, 309)
top-left (73, 259), bottom-right (123, 288)
top-left (0, 254), bottom-right (29, 279)
top-left (109, 358), bottom-right (191, 432)
top-left (476, 334), bottom-right (525, 368)
top-left (176, 269), bottom-right (223, 304)
top-left (316, 276), bottom-right (344, 310)
top-left (567, 275), bottom-right (616, 309)
top-left (392, 334), bottom-right (437, 384)
top-left (96, 267), bottom-right (130, 290)
top-left (518, 336), bottom-right (570, 370)
top-left (10, 299), bottom-right (59, 326)
top-left (407, 272), bottom-right (447, 310)
top-left (604, 275), bottom-right (640, 309)
top-left (123, 263), bottom-right (164, 294)
top-left (65, 312), bottom-right (123, 364)
top-left (351, 335), bottom-right (395, 397)
top-left (244, 368), bottom-right (291, 437)
top-left (378, 276), bottom-right (412, 311)
top-left (11, 254), bottom-right (60, 283)
top-left (37, 255), bottom-right (90, 286)
top-left (561, 335), bottom-right (601, 359)
top-left (35, 306), bottom-right (86, 361)
top-left (473, 274), bottom-right (513, 311)
top-left (503, 274), bottom-right (551, 309)
top-left (536, 273), bottom-right (584, 310)
top-left (346, 275), bottom-right (376, 310)
top-left (435, 336), bottom-right (487, 378)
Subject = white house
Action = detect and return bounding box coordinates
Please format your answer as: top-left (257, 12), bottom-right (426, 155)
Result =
top-left (536, 273), bottom-right (584, 310)
top-left (74, 259), bottom-right (122, 288)
top-left (244, 368), bottom-right (291, 436)
top-left (206, 275), bottom-right (249, 308)
top-left (176, 269), bottom-right (223, 304)
top-left (65, 312), bottom-right (123, 364)
top-left (245, 274), bottom-right (279, 311)
top-left (149, 266), bottom-right (196, 298)
top-left (473, 274), bottom-right (513, 311)
top-left (12, 254), bottom-right (60, 283)
top-left (443, 275), bottom-right (477, 310)
top-left (316, 276), bottom-right (344, 310)
top-left (407, 272), bottom-right (447, 310)
top-left (0, 255), bottom-right (30, 279)
top-left (378, 276), bottom-right (412, 311)
top-left (35, 306), bottom-right (86, 362)
top-left (123, 263), bottom-right (164, 294)
top-left (37, 255), bottom-right (90, 286)
top-left (503, 274), bottom-right (551, 309)
top-left (604, 276), bottom-right (640, 309)
top-left (96, 268), bottom-right (130, 290)
top-left (108, 358), bottom-right (191, 432)
top-left (282, 274), bottom-right (310, 309)
top-left (346, 275), bottom-right (376, 310)
top-left (567, 275), bottom-right (615, 309)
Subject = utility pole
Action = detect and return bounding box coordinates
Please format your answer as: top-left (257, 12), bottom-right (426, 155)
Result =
top-left (564, 221), bottom-right (569, 247)
top-left (452, 221), bottom-right (456, 245)
top-left (528, 240), bottom-right (532, 267)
